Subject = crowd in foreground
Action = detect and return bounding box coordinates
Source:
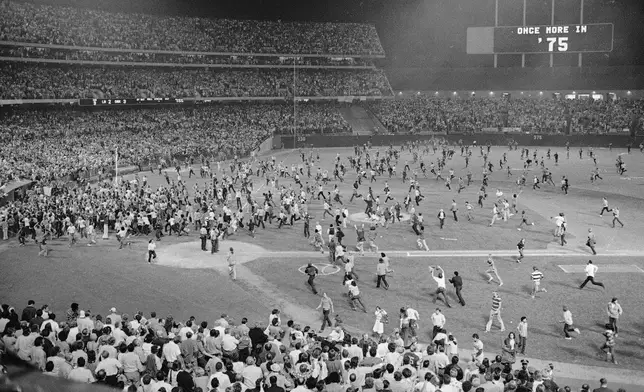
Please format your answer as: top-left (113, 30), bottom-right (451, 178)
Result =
top-left (0, 300), bottom-right (625, 392)
top-left (368, 97), bottom-right (644, 135)
top-left (0, 63), bottom-right (391, 100)
top-left (0, 104), bottom-right (351, 189)
top-left (0, 0), bottom-right (384, 55)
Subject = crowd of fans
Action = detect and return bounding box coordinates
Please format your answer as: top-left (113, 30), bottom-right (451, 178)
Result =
top-left (0, 46), bottom-right (375, 67)
top-left (369, 97), bottom-right (644, 134)
top-left (0, 103), bottom-right (350, 188)
top-left (0, 1), bottom-right (384, 55)
top-left (0, 301), bottom-right (623, 392)
top-left (0, 63), bottom-right (391, 100)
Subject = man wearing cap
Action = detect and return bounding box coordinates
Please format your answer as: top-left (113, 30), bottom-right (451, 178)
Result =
top-left (107, 308), bottom-right (121, 327)
top-left (266, 363), bottom-right (291, 390)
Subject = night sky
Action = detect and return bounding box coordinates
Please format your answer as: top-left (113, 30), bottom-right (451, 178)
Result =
top-left (23, 0), bottom-right (644, 67)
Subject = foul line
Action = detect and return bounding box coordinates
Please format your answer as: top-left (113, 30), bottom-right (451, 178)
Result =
top-left (233, 249), bottom-right (644, 259)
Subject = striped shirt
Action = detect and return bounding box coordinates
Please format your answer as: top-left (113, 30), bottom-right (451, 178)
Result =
top-left (491, 296), bottom-right (502, 311)
top-left (531, 270), bottom-right (544, 282)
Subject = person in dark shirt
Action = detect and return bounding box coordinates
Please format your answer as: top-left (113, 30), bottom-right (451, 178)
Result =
top-left (177, 367), bottom-right (195, 391)
top-left (20, 300), bottom-right (37, 323)
top-left (444, 355), bottom-right (464, 381)
top-left (592, 378), bottom-right (614, 392)
top-left (265, 375), bottom-right (284, 392)
top-left (448, 271), bottom-right (465, 306)
top-left (249, 323), bottom-right (268, 357)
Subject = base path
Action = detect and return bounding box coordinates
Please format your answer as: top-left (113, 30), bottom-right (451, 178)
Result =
top-left (157, 240), bottom-right (644, 267)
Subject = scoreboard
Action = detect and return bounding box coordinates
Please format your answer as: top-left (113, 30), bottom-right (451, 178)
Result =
top-left (467, 23), bottom-right (613, 54)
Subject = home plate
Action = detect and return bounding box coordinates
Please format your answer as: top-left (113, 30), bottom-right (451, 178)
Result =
top-left (440, 238), bottom-right (458, 241)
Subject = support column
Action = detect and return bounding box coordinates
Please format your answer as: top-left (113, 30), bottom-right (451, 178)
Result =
top-left (578, 0), bottom-right (584, 67)
top-left (522, 0), bottom-right (526, 68)
top-left (550, 0), bottom-right (555, 67)
top-left (494, 0), bottom-right (499, 68)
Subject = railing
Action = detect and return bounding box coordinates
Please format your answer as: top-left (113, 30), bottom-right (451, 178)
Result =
top-left (0, 96), bottom-right (391, 106)
top-left (0, 41), bottom-right (386, 59)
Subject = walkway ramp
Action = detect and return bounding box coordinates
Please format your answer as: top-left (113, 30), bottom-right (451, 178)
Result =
top-left (339, 105), bottom-right (387, 135)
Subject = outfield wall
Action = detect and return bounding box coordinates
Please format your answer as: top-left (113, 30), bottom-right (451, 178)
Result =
top-left (256, 136), bottom-right (275, 156)
top-left (276, 133), bottom-right (644, 149)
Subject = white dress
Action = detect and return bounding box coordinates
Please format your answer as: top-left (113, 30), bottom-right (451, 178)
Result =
top-left (373, 309), bottom-right (386, 334)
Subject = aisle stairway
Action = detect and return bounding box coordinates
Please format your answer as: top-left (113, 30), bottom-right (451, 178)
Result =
top-left (340, 105), bottom-right (388, 135)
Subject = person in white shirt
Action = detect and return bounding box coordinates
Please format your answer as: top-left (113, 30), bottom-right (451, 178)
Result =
top-left (221, 329), bottom-right (239, 357)
top-left (86, 222), bottom-right (97, 245)
top-left (327, 326), bottom-right (344, 343)
top-left (489, 205), bottom-right (500, 226)
top-left (607, 297), bottom-right (623, 336)
top-left (414, 372), bottom-right (437, 392)
top-left (429, 266), bottom-right (451, 308)
top-left (227, 247), bottom-right (237, 281)
top-left (430, 309), bottom-right (446, 339)
top-left (208, 362), bottom-right (231, 391)
top-left (76, 311), bottom-right (94, 333)
top-left (67, 224), bottom-right (77, 247)
top-left (40, 315), bottom-right (60, 336)
top-left (116, 227), bottom-right (130, 249)
top-left (95, 351), bottom-right (122, 379)
top-left (560, 306), bottom-right (581, 340)
top-left (242, 357), bottom-right (263, 389)
top-left (579, 260), bottom-right (605, 290)
top-left (147, 240), bottom-right (157, 263)
top-left (347, 281), bottom-right (367, 312)
top-left (599, 197), bottom-right (611, 216)
top-left (163, 335), bottom-right (182, 363)
top-left (67, 357), bottom-right (94, 383)
top-left (179, 321), bottom-right (195, 341)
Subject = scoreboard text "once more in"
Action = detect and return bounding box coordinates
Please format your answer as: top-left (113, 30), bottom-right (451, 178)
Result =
top-left (466, 23), bottom-right (613, 54)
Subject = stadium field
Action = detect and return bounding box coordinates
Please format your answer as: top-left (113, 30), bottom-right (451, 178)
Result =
top-left (1, 145), bottom-right (644, 384)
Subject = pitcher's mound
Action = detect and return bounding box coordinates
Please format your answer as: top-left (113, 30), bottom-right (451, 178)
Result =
top-left (155, 240), bottom-right (267, 270)
top-left (350, 212), bottom-right (411, 224)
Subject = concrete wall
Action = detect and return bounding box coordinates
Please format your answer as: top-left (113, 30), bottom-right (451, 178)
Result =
top-left (386, 66), bottom-right (644, 91)
top-left (256, 136), bottom-right (274, 156)
top-left (278, 133), bottom-right (644, 149)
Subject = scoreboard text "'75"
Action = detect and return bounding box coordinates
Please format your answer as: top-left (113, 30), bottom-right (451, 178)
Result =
top-left (466, 23), bottom-right (613, 54)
